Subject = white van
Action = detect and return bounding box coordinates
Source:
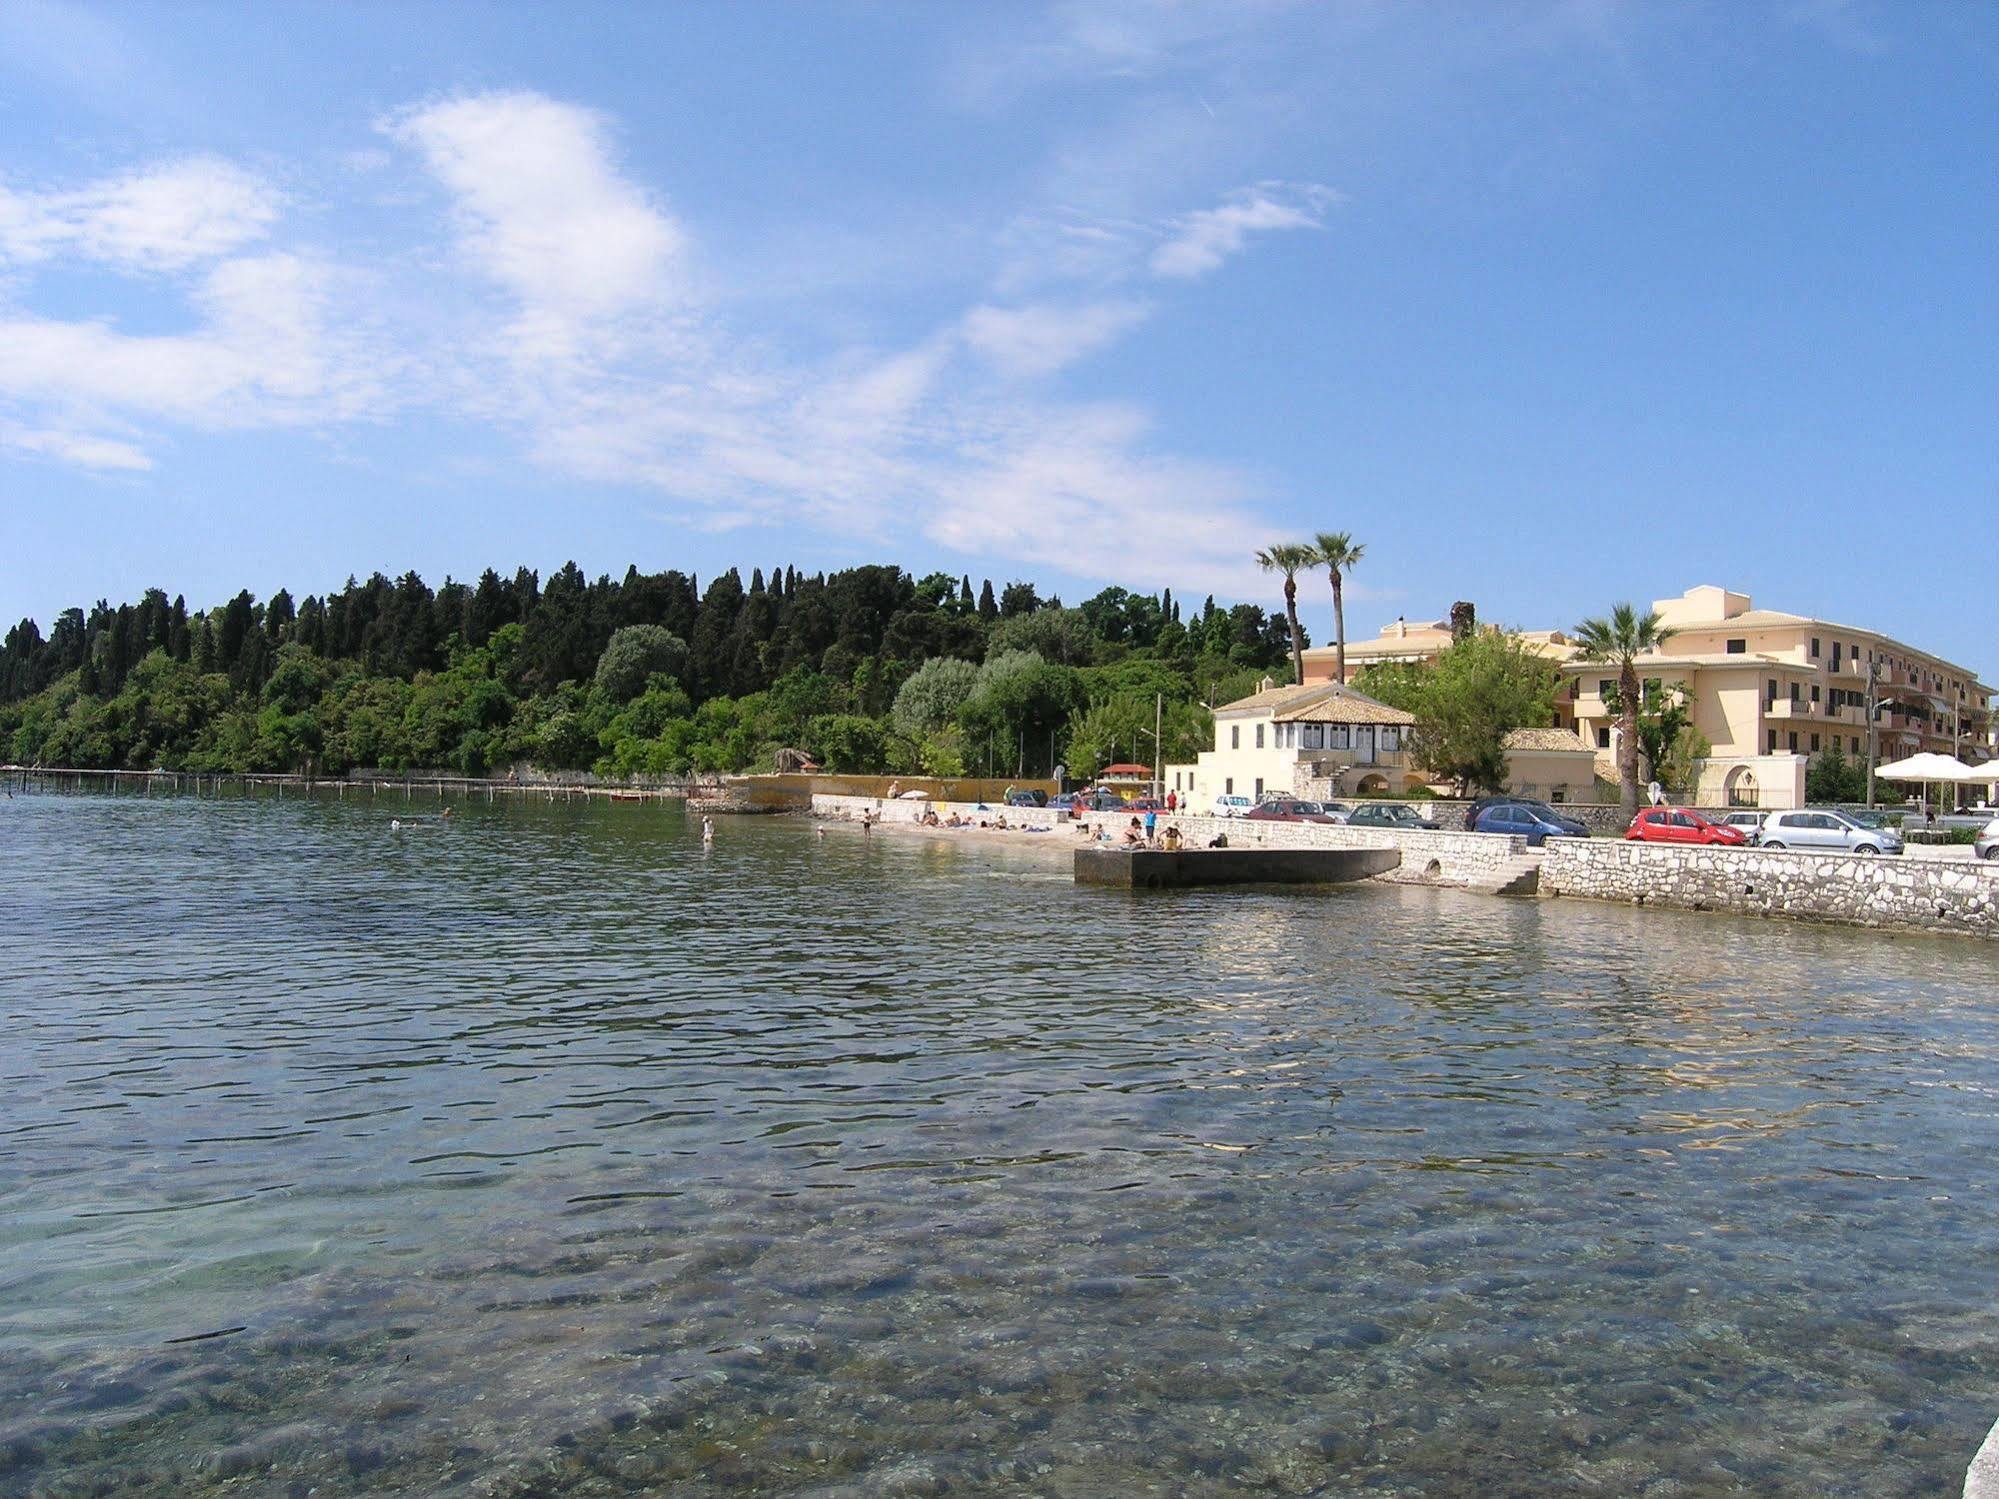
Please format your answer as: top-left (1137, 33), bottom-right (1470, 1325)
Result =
top-left (1212, 794), bottom-right (1254, 818)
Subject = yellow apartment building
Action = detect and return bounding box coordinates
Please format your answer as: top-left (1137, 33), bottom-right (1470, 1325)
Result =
top-left (1300, 585), bottom-right (1994, 808)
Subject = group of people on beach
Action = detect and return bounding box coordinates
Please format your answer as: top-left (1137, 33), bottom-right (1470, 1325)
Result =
top-left (1082, 812), bottom-right (1183, 851)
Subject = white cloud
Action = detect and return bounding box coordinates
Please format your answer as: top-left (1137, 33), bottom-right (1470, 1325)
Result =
top-left (0, 89), bottom-right (1303, 602)
top-left (0, 252), bottom-right (385, 462)
top-left (0, 157), bottom-right (279, 271)
top-left (962, 300), bottom-right (1149, 377)
top-left (388, 92), bottom-right (685, 362)
top-left (1150, 181), bottom-right (1339, 278)
top-left (0, 421), bottom-right (151, 471)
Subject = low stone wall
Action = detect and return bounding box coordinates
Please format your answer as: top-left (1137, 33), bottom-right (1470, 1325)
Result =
top-left (1542, 839), bottom-right (1999, 940)
top-left (808, 795), bottom-right (1531, 890)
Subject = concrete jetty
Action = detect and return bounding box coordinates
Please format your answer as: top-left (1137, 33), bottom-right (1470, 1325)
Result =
top-left (1075, 846), bottom-right (1400, 889)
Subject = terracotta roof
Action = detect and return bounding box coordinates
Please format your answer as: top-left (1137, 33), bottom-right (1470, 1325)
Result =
top-left (1099, 763), bottom-right (1152, 776)
top-left (1215, 681), bottom-right (1415, 726)
top-left (1502, 728), bottom-right (1595, 753)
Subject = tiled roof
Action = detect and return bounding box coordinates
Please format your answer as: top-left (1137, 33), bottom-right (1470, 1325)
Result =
top-left (1215, 681), bottom-right (1415, 726)
top-left (1502, 728), bottom-right (1595, 753)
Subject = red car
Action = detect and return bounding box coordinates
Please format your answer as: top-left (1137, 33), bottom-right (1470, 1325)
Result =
top-left (1624, 807), bottom-right (1747, 845)
top-left (1244, 799), bottom-right (1347, 824)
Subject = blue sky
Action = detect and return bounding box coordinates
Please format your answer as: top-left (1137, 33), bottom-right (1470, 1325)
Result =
top-left (1, 1), bottom-right (1993, 675)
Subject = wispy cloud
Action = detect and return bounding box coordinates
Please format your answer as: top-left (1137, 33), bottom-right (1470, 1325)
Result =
top-left (1, 84), bottom-right (1322, 598)
top-left (961, 300), bottom-right (1150, 377)
top-left (0, 157), bottom-right (280, 271)
top-left (1150, 181), bottom-right (1339, 278)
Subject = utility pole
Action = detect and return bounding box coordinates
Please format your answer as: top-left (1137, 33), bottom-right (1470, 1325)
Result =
top-left (1154, 692), bottom-right (1162, 802)
top-left (1865, 657), bottom-right (1882, 807)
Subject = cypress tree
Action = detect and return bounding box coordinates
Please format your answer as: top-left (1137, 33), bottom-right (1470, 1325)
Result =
top-left (978, 580), bottom-right (998, 620)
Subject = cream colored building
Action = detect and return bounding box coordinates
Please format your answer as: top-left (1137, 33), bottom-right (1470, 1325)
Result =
top-left (1166, 680), bottom-right (1421, 808)
top-left (1499, 728), bottom-right (1601, 805)
top-left (1167, 684), bottom-right (1606, 806)
top-left (1301, 585), bottom-right (1994, 808)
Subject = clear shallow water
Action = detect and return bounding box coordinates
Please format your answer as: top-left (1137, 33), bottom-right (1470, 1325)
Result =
top-left (2, 788), bottom-right (1995, 1497)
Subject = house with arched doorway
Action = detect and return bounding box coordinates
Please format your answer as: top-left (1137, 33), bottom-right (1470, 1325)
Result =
top-left (1164, 680), bottom-right (1420, 808)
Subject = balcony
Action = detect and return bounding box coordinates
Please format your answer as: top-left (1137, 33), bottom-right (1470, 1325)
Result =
top-left (1301, 747), bottom-right (1411, 775)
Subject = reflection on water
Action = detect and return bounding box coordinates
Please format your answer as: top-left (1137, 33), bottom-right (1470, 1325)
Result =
top-left (1, 789), bottom-right (1995, 1495)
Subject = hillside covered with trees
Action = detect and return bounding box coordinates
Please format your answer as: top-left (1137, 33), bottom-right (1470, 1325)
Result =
top-left (0, 563), bottom-right (1302, 779)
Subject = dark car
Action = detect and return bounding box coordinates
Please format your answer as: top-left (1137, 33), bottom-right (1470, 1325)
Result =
top-left (1072, 790), bottom-right (1128, 812)
top-left (1347, 803), bottom-right (1441, 831)
top-left (1466, 795), bottom-right (1566, 832)
top-left (1125, 796), bottom-right (1167, 812)
top-left (1244, 799), bottom-right (1348, 824)
top-left (1004, 789), bottom-right (1047, 808)
top-left (1477, 801), bottom-right (1588, 846)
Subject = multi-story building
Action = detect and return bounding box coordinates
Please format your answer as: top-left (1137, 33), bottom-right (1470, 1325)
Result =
top-left (1300, 585), bottom-right (1994, 809)
top-left (1164, 682), bottom-right (1601, 807)
top-left (1166, 680), bottom-right (1419, 808)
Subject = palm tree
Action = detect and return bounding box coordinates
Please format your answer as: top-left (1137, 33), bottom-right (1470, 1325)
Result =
top-left (1571, 603), bottom-right (1676, 819)
top-left (1255, 543), bottom-right (1314, 684)
top-left (1310, 532), bottom-right (1365, 684)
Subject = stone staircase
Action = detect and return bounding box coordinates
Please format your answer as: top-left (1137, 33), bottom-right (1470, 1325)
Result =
top-left (1474, 848), bottom-right (1545, 897)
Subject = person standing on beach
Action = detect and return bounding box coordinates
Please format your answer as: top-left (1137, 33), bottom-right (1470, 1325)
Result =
top-left (1143, 808), bottom-right (1157, 843)
top-left (1166, 790), bottom-right (1177, 813)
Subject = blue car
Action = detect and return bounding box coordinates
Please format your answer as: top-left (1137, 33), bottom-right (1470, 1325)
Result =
top-left (1476, 801), bottom-right (1588, 846)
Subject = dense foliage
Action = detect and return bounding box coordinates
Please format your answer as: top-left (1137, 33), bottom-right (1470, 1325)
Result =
top-left (0, 564), bottom-right (1302, 779)
top-left (1356, 627), bottom-right (1561, 795)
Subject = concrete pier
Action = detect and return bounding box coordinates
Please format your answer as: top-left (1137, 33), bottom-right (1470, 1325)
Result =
top-left (1075, 846), bottom-right (1400, 889)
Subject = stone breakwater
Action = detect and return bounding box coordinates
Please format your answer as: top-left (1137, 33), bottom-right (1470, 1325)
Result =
top-left (1542, 838), bottom-right (1999, 940)
top-left (808, 796), bottom-right (1535, 892)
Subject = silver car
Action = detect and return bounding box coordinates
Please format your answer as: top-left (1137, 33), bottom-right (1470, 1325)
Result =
top-left (1976, 816), bottom-right (1999, 861)
top-left (1758, 808), bottom-right (1904, 855)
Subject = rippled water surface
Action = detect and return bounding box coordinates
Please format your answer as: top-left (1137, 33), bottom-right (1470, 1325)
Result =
top-left (3, 788), bottom-right (1996, 1496)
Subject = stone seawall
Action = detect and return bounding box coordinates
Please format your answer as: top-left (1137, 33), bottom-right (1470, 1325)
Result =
top-left (808, 795), bottom-right (1532, 891)
top-left (1542, 839), bottom-right (1999, 940)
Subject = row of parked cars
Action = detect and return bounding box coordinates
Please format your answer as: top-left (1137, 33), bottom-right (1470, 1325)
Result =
top-left (1032, 785), bottom-right (1999, 860)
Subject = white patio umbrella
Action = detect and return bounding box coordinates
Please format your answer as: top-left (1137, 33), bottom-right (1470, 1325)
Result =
top-left (1874, 751), bottom-right (1978, 782)
top-left (1873, 751), bottom-right (1981, 817)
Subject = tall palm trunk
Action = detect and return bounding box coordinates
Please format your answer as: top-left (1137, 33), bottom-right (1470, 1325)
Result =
top-left (1618, 660), bottom-right (1642, 817)
top-left (1332, 574), bottom-right (1347, 685)
top-left (1283, 576), bottom-right (1305, 684)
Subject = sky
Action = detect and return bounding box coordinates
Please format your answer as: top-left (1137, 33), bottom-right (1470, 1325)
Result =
top-left (0, 0), bottom-right (1993, 676)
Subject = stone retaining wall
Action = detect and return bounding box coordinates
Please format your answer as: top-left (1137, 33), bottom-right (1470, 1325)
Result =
top-left (808, 795), bottom-right (1530, 890)
top-left (1542, 838), bottom-right (1999, 940)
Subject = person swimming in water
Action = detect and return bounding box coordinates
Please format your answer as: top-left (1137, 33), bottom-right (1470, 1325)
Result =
top-left (702, 815), bottom-right (715, 843)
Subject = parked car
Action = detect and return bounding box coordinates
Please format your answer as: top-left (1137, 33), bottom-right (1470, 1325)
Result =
top-left (1758, 808), bottom-right (1904, 855)
top-left (1212, 794), bottom-right (1254, 818)
top-left (1976, 816), bottom-right (1999, 861)
top-left (1624, 807), bottom-right (1748, 846)
top-left (1476, 801), bottom-right (1589, 847)
top-left (1713, 811), bottom-right (1766, 843)
top-left (1076, 790), bottom-right (1128, 812)
top-left (1466, 795), bottom-right (1575, 834)
top-left (1004, 789), bottom-right (1047, 807)
top-left (1046, 792), bottom-right (1082, 813)
top-left (1244, 799), bottom-right (1348, 824)
top-left (1347, 803), bottom-right (1440, 831)
top-left (1125, 797), bottom-right (1166, 812)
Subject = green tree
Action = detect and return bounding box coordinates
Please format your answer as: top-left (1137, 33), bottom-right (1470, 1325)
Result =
top-left (593, 625), bottom-right (689, 703)
top-left (1366, 629), bottom-right (1560, 796)
top-left (891, 656), bottom-right (980, 736)
top-left (1254, 543), bottom-right (1315, 684)
top-left (1806, 742), bottom-right (1868, 803)
top-left (1571, 604), bottom-right (1675, 819)
top-left (1309, 532), bottom-right (1365, 685)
